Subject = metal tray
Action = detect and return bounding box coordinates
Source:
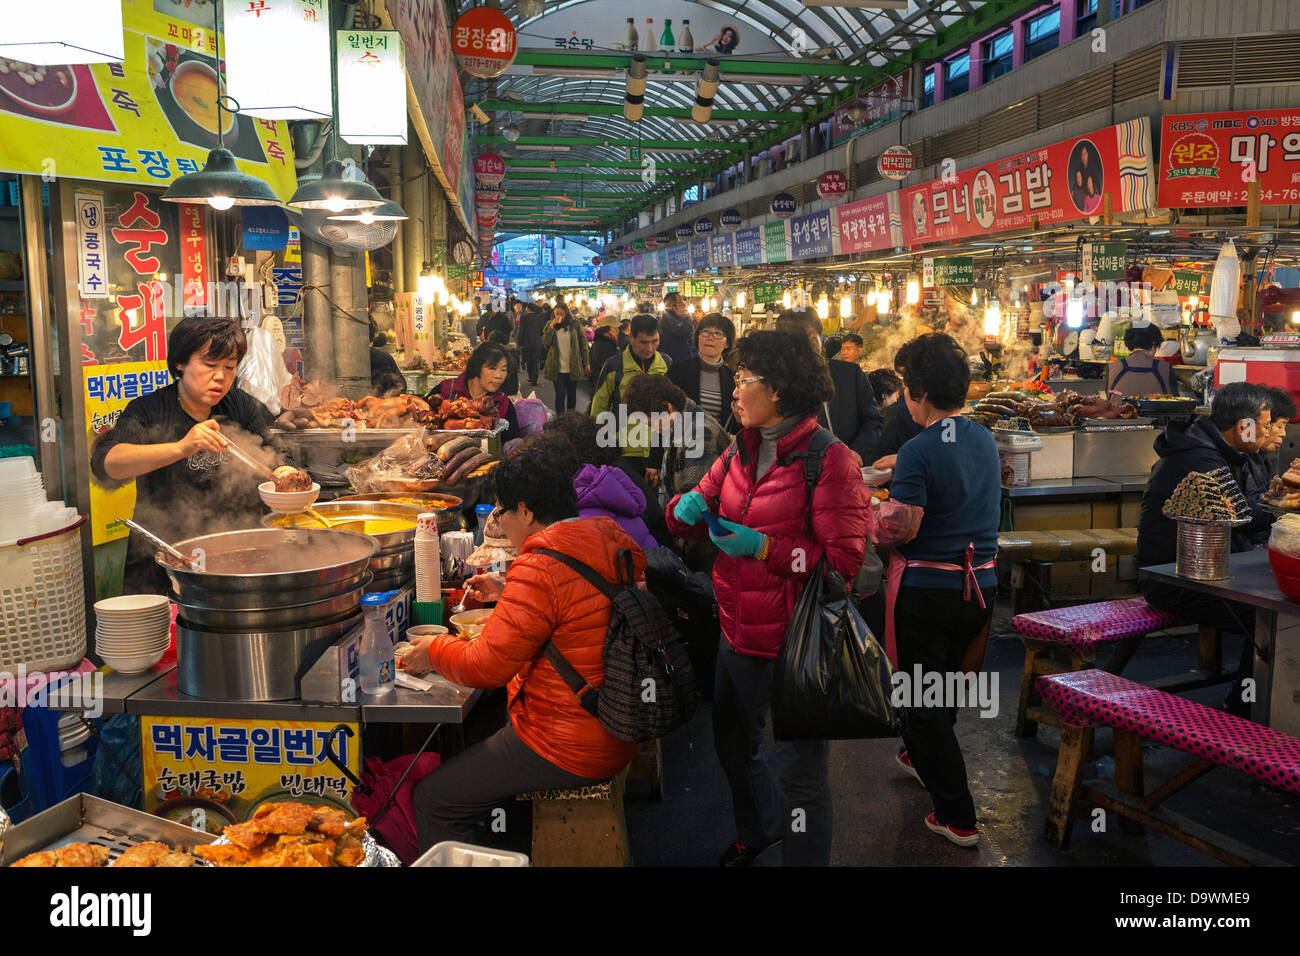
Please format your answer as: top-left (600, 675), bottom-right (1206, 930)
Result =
top-left (1075, 416), bottom-right (1156, 430)
top-left (269, 427), bottom-right (423, 447)
top-left (423, 417), bottom-right (510, 440)
top-left (0, 794), bottom-right (217, 866)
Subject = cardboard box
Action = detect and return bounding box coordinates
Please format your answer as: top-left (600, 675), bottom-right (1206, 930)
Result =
top-left (1013, 503), bottom-right (1093, 531)
top-left (1120, 495), bottom-right (1143, 528)
top-left (1091, 501), bottom-right (1119, 529)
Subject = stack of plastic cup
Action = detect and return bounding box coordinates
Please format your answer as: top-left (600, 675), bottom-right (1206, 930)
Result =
top-left (412, 512), bottom-right (443, 626)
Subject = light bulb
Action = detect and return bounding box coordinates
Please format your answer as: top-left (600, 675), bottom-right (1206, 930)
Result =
top-left (417, 274), bottom-right (434, 301)
top-left (840, 296), bottom-right (852, 319)
top-left (1291, 310), bottom-right (1300, 326)
top-left (688, 302), bottom-right (696, 314)
top-left (983, 305), bottom-right (1002, 336)
top-left (906, 278), bottom-right (920, 305)
top-left (782, 290), bottom-right (792, 309)
top-left (1066, 300), bottom-right (1084, 328)
top-left (866, 290), bottom-right (877, 306)
top-left (1189, 295), bottom-right (1199, 309)
top-left (208, 195), bottom-right (235, 211)
top-left (816, 297), bottom-right (829, 321)
top-left (322, 195), bottom-right (349, 213)
top-left (356, 211), bottom-right (377, 225)
top-left (736, 291), bottom-right (746, 309)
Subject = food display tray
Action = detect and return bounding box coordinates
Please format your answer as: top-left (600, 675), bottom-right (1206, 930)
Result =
top-left (0, 793), bottom-right (217, 866)
top-left (1134, 398), bottom-right (1197, 415)
top-left (270, 427), bottom-right (423, 447)
top-left (1075, 416), bottom-right (1155, 430)
top-left (424, 417), bottom-right (510, 440)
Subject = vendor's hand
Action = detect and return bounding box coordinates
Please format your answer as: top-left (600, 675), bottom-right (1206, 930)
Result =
top-left (872, 454), bottom-right (897, 471)
top-left (400, 636), bottom-right (436, 676)
top-left (645, 468), bottom-right (660, 487)
top-left (709, 517), bottom-right (767, 558)
top-left (465, 571), bottom-right (506, 604)
top-left (175, 419), bottom-right (226, 458)
top-left (673, 490), bottom-right (708, 527)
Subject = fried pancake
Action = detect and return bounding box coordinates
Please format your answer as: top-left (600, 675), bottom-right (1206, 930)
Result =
top-left (9, 850), bottom-right (58, 867)
top-left (246, 840), bottom-right (331, 868)
top-left (114, 842), bottom-right (194, 868)
top-left (222, 819), bottom-right (272, 851)
top-left (55, 843), bottom-right (111, 867)
top-left (309, 806), bottom-right (350, 837)
top-left (193, 843), bottom-right (252, 866)
top-left (250, 801), bottom-right (316, 834)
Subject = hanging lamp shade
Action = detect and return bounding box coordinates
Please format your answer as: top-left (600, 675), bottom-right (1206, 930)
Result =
top-left (289, 160), bottom-right (384, 211)
top-left (327, 199), bottom-right (408, 223)
top-left (2, 2), bottom-right (125, 64)
top-left (160, 148), bottom-right (281, 209)
top-left (224, 0), bottom-right (331, 120)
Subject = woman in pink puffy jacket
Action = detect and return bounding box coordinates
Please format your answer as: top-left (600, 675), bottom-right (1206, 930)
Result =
top-left (666, 329), bottom-right (869, 867)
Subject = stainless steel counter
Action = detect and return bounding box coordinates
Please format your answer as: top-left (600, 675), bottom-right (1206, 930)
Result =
top-left (98, 668), bottom-right (171, 715)
top-left (1002, 477), bottom-right (1120, 499)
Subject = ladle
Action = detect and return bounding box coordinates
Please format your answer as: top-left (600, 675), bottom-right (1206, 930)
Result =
top-left (118, 517), bottom-right (197, 570)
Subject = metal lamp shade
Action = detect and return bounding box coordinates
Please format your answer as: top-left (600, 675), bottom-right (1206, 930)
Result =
top-left (327, 199), bottom-right (408, 222)
top-left (289, 160), bottom-right (384, 211)
top-left (160, 148), bottom-right (281, 207)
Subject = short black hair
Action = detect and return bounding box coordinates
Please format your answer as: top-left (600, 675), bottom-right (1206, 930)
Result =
top-left (1124, 324), bottom-right (1164, 352)
top-left (841, 333), bottom-right (863, 348)
top-left (168, 316), bottom-right (247, 379)
top-left (662, 290), bottom-right (678, 304)
top-left (868, 368), bottom-right (902, 404)
top-left (894, 338), bottom-right (919, 374)
top-left (823, 334), bottom-right (843, 360)
top-left (695, 312), bottom-right (735, 348)
top-left (624, 372), bottom-right (687, 416)
top-left (734, 330), bottom-right (833, 419)
top-left (466, 342), bottom-right (509, 381)
top-left (1209, 382), bottom-right (1269, 431)
top-left (776, 309), bottom-right (822, 343)
top-left (543, 410), bottom-right (615, 466)
top-left (488, 433), bottom-right (579, 525)
top-left (1266, 386), bottom-right (1298, 422)
top-left (630, 314), bottom-right (659, 339)
top-left (901, 332), bottom-right (970, 411)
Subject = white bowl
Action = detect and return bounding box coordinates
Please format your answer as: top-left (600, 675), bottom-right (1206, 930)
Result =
top-left (861, 466), bottom-right (893, 487)
top-left (95, 594), bottom-right (172, 614)
top-left (100, 650), bottom-right (166, 674)
top-left (258, 481), bottom-right (321, 514)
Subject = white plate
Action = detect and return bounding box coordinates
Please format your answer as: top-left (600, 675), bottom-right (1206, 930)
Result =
top-left (95, 594), bottom-right (172, 613)
top-left (861, 466), bottom-right (893, 487)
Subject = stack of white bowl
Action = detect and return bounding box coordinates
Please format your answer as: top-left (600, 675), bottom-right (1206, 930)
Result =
top-left (94, 594), bottom-right (172, 673)
top-left (0, 456), bottom-right (77, 541)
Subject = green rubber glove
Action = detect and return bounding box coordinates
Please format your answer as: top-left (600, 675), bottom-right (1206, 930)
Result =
top-left (673, 490), bottom-right (708, 527)
top-left (710, 517), bottom-right (768, 558)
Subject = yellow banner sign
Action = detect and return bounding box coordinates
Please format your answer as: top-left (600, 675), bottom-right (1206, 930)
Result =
top-left (0, 2), bottom-right (297, 199)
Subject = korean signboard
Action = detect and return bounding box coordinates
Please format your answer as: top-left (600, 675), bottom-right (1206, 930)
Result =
top-left (178, 203), bottom-right (207, 308)
top-left (816, 171), bottom-right (848, 201)
top-left (142, 717), bottom-right (361, 832)
top-left (832, 73), bottom-right (906, 146)
top-left (922, 256), bottom-right (974, 287)
top-left (633, 254), bottom-right (645, 279)
top-left (754, 282), bottom-right (783, 305)
top-left (74, 191), bottom-right (108, 299)
top-left (337, 30), bottom-right (407, 144)
top-left (689, 237), bottom-right (711, 271)
top-left (789, 209), bottom-right (834, 260)
top-left (1174, 271), bottom-right (1206, 297)
top-left (451, 6), bottom-right (518, 78)
top-left (710, 232), bottom-right (737, 269)
top-left (1082, 241), bottom-right (1126, 282)
top-left (735, 226), bottom-right (764, 267)
top-left (877, 145), bottom-right (915, 181)
top-left (901, 118), bottom-right (1154, 247)
top-left (835, 194), bottom-right (896, 255)
top-left (0, 3), bottom-right (297, 198)
top-left (225, 0), bottom-right (332, 121)
top-left (763, 221), bottom-right (790, 263)
top-left (666, 244), bottom-right (690, 273)
top-left (1157, 109), bottom-right (1300, 207)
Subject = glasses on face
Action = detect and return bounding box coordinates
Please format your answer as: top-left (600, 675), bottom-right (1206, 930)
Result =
top-left (698, 329), bottom-right (727, 340)
top-left (735, 374), bottom-right (765, 387)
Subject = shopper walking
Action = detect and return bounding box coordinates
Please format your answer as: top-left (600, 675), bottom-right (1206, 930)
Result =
top-left (542, 302), bottom-right (590, 413)
top-left (518, 303), bottom-right (547, 386)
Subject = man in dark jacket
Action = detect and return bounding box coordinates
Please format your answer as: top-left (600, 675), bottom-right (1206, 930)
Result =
top-left (588, 313), bottom-right (622, 392)
top-left (1138, 382), bottom-right (1274, 639)
top-left (518, 303), bottom-right (547, 385)
top-left (658, 291), bottom-right (696, 366)
top-left (778, 311), bottom-right (882, 462)
top-left (868, 338), bottom-right (923, 466)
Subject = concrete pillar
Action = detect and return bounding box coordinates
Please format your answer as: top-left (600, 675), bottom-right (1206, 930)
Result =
top-left (401, 138), bottom-right (426, 299)
top-left (329, 249), bottom-right (370, 399)
top-left (391, 163), bottom-right (405, 295)
top-left (302, 236), bottom-right (335, 381)
top-left (426, 192), bottom-right (448, 352)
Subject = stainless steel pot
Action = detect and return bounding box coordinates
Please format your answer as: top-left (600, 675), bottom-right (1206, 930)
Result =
top-left (169, 568), bottom-right (371, 610)
top-left (175, 579), bottom-right (368, 631)
top-left (262, 503), bottom-right (419, 590)
top-left (176, 612), bottom-right (362, 701)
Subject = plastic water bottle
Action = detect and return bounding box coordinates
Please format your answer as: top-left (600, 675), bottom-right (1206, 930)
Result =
top-left (624, 17), bottom-right (639, 51)
top-left (474, 503), bottom-right (494, 547)
top-left (359, 594), bottom-right (395, 696)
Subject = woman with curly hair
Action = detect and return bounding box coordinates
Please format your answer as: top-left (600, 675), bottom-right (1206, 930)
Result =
top-left (665, 329), bottom-right (869, 867)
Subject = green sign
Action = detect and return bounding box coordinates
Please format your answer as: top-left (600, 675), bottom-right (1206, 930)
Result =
top-left (447, 265), bottom-right (468, 281)
top-left (763, 221), bottom-right (789, 263)
top-left (627, 146), bottom-right (642, 162)
top-left (754, 282), bottom-right (783, 305)
top-left (923, 256), bottom-right (973, 287)
top-left (1082, 242), bottom-right (1127, 282)
top-left (608, 285), bottom-right (627, 296)
top-left (632, 238), bottom-right (647, 252)
top-left (689, 279), bottom-right (716, 297)
top-left (1174, 271), bottom-right (1205, 297)
top-left (635, 281), bottom-right (652, 296)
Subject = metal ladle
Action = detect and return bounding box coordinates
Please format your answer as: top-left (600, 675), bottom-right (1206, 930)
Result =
top-left (118, 516), bottom-right (197, 571)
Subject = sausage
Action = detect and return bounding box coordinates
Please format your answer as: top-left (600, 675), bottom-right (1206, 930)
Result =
top-left (436, 437), bottom-right (479, 462)
top-left (1118, 403), bottom-right (1137, 419)
top-left (441, 446), bottom-right (481, 480)
top-left (446, 452), bottom-right (495, 486)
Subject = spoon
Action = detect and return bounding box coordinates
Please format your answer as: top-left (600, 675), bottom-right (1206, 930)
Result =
top-left (304, 507), bottom-right (333, 529)
top-left (118, 517), bottom-right (197, 571)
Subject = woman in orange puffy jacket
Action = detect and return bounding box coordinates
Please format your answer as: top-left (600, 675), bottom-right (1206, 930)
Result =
top-left (404, 435), bottom-right (643, 852)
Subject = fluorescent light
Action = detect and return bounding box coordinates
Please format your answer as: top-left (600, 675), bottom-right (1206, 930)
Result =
top-left (550, 114), bottom-right (590, 123)
top-left (517, 144), bottom-right (572, 152)
top-left (802, 0), bottom-right (907, 7)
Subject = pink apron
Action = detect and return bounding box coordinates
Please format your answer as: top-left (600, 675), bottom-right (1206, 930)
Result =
top-left (883, 542), bottom-right (996, 667)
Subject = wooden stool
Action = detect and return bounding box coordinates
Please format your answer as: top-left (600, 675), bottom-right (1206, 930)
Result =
top-left (521, 766), bottom-right (631, 867)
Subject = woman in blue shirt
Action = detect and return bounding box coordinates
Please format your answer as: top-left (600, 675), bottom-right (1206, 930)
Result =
top-left (869, 333), bottom-right (1001, 849)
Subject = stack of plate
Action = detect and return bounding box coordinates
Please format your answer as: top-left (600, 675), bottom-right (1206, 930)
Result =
top-left (94, 594), bottom-right (172, 673)
top-left (0, 455), bottom-right (77, 541)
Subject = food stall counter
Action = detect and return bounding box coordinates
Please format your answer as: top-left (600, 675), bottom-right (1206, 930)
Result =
top-left (1002, 477), bottom-right (1121, 499)
top-left (1107, 474), bottom-right (1152, 493)
top-left (98, 667), bottom-right (172, 716)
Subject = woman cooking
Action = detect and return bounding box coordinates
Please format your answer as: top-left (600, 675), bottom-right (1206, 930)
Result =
top-left (426, 342), bottom-right (521, 440)
top-left (91, 316), bottom-right (278, 594)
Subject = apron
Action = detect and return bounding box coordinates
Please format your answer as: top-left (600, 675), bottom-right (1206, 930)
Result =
top-left (883, 543), bottom-right (996, 667)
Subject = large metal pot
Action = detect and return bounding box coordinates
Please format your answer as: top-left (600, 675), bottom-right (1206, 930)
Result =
top-left (175, 577), bottom-right (369, 631)
top-left (332, 493), bottom-right (463, 534)
top-left (262, 502), bottom-right (420, 591)
top-left (177, 612), bottom-right (362, 701)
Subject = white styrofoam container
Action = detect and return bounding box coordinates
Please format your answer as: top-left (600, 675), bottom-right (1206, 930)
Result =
top-left (412, 841), bottom-right (529, 867)
top-left (1030, 432), bottom-right (1075, 480)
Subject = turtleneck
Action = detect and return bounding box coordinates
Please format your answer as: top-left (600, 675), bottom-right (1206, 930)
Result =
top-left (757, 415), bottom-right (801, 480)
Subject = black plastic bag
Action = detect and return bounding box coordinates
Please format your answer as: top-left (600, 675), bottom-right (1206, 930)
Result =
top-left (772, 558), bottom-right (900, 741)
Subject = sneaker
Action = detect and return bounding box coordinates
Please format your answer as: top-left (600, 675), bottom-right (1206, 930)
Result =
top-left (895, 747), bottom-right (922, 783)
top-left (719, 838), bottom-right (780, 867)
top-left (924, 812), bottom-right (979, 847)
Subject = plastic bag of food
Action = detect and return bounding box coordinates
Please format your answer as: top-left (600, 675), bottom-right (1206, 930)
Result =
top-left (1270, 514), bottom-right (1300, 556)
top-left (346, 434), bottom-right (443, 493)
top-left (237, 326), bottom-right (292, 415)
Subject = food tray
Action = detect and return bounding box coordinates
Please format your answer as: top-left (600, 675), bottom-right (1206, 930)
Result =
top-left (1134, 397), bottom-right (1196, 415)
top-left (0, 793), bottom-right (217, 866)
top-left (423, 417), bottom-right (510, 440)
top-left (364, 478), bottom-right (442, 492)
top-left (1075, 416), bottom-right (1155, 430)
top-left (269, 427), bottom-right (423, 447)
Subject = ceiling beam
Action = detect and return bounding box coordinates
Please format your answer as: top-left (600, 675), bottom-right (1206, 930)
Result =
top-left (477, 100), bottom-right (802, 122)
top-left (506, 158), bottom-right (706, 171)
top-left (476, 135), bottom-right (747, 151)
top-left (511, 48), bottom-right (882, 79)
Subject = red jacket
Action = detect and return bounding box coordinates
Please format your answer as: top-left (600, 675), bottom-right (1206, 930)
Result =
top-left (425, 516), bottom-right (642, 780)
top-left (666, 416), bottom-right (868, 658)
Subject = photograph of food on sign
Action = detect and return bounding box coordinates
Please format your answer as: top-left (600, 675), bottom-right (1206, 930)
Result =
top-left (145, 40), bottom-right (268, 164)
top-left (153, 0), bottom-right (216, 29)
top-left (0, 58), bottom-right (115, 130)
top-left (518, 0), bottom-right (783, 56)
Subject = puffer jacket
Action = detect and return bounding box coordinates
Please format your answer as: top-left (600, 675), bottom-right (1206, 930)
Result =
top-left (573, 463), bottom-right (658, 552)
top-left (424, 516), bottom-right (642, 779)
top-left (665, 415), bottom-right (869, 658)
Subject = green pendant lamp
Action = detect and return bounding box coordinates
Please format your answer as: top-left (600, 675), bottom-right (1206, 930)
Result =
top-left (327, 198), bottom-right (408, 223)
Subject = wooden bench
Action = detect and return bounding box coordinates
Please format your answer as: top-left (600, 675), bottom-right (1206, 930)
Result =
top-left (520, 766), bottom-right (631, 867)
top-left (1011, 597), bottom-right (1222, 738)
top-left (1039, 670), bottom-right (1300, 866)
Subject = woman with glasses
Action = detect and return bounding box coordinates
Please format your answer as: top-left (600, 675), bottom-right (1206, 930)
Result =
top-left (665, 329), bottom-right (869, 867)
top-left (668, 312), bottom-right (739, 434)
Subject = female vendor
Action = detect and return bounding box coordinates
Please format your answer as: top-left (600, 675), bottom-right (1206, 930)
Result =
top-left (867, 333), bottom-right (1001, 850)
top-left (426, 342), bottom-right (520, 440)
top-left (91, 316), bottom-right (277, 594)
top-left (1107, 322), bottom-right (1176, 396)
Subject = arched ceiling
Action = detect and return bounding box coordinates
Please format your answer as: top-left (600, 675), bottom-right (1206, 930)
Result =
top-left (460, 0), bottom-right (1026, 232)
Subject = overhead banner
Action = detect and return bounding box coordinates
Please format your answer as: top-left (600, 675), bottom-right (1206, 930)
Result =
top-left (735, 226), bottom-right (763, 266)
top-left (901, 117), bottom-right (1154, 247)
top-left (0, 2), bottom-right (297, 197)
top-left (524, 0), bottom-right (785, 56)
top-left (1157, 109), bottom-right (1300, 208)
top-left (922, 256), bottom-right (974, 287)
top-left (790, 209), bottom-right (834, 260)
top-left (633, 254), bottom-right (646, 279)
top-left (835, 193), bottom-right (897, 255)
top-left (1081, 241), bottom-right (1126, 281)
top-left (710, 232), bottom-right (737, 269)
top-left (666, 243), bottom-right (690, 273)
top-left (763, 220), bottom-right (790, 263)
top-left (689, 236), bottom-right (711, 271)
top-left (831, 73), bottom-right (906, 146)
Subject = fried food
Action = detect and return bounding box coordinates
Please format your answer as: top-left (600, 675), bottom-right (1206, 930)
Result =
top-left (309, 806), bottom-right (350, 838)
top-left (250, 800), bottom-right (317, 834)
top-left (194, 844), bottom-right (253, 866)
top-left (197, 802), bottom-right (369, 867)
top-left (10, 842), bottom-right (111, 867)
top-left (222, 819), bottom-right (271, 851)
top-left (271, 465), bottom-right (312, 493)
top-left (113, 842), bottom-right (194, 868)
top-left (9, 850), bottom-right (57, 867)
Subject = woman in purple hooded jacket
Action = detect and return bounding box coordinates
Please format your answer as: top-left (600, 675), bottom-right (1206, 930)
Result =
top-left (573, 463), bottom-right (657, 552)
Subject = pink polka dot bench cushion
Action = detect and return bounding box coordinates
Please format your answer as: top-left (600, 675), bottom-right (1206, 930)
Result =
top-left (1011, 598), bottom-right (1183, 653)
top-left (1038, 671), bottom-right (1300, 796)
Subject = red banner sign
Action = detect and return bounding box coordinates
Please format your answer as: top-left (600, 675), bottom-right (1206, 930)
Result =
top-left (1157, 109), bottom-right (1300, 208)
top-left (179, 203), bottom-right (206, 308)
top-left (900, 118), bottom-right (1154, 247)
top-left (835, 194), bottom-right (894, 255)
top-left (452, 7), bottom-right (518, 79)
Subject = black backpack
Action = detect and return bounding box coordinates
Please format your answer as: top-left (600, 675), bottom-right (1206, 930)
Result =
top-left (535, 547), bottom-right (697, 743)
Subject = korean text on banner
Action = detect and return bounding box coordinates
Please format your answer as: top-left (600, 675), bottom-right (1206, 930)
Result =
top-left (1157, 109), bottom-right (1300, 208)
top-left (901, 118), bottom-right (1154, 247)
top-left (763, 221), bottom-right (790, 264)
top-left (141, 717), bottom-right (362, 830)
top-left (74, 191), bottom-right (108, 299)
top-left (835, 194), bottom-right (895, 255)
top-left (735, 226), bottom-right (764, 267)
top-left (790, 209), bottom-right (834, 260)
top-left (179, 203), bottom-right (207, 308)
top-left (689, 237), bottom-right (711, 272)
top-left (337, 30), bottom-right (407, 145)
top-left (85, 360), bottom-right (171, 546)
top-left (0, 3), bottom-right (297, 199)
top-left (710, 232), bottom-right (737, 269)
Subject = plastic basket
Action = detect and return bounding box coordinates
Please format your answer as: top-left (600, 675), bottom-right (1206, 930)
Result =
top-left (0, 516), bottom-right (87, 672)
top-left (411, 840), bottom-right (529, 867)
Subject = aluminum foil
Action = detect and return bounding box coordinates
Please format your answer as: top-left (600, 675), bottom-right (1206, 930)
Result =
top-left (206, 829), bottom-right (401, 867)
top-left (0, 804), bottom-right (10, 838)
